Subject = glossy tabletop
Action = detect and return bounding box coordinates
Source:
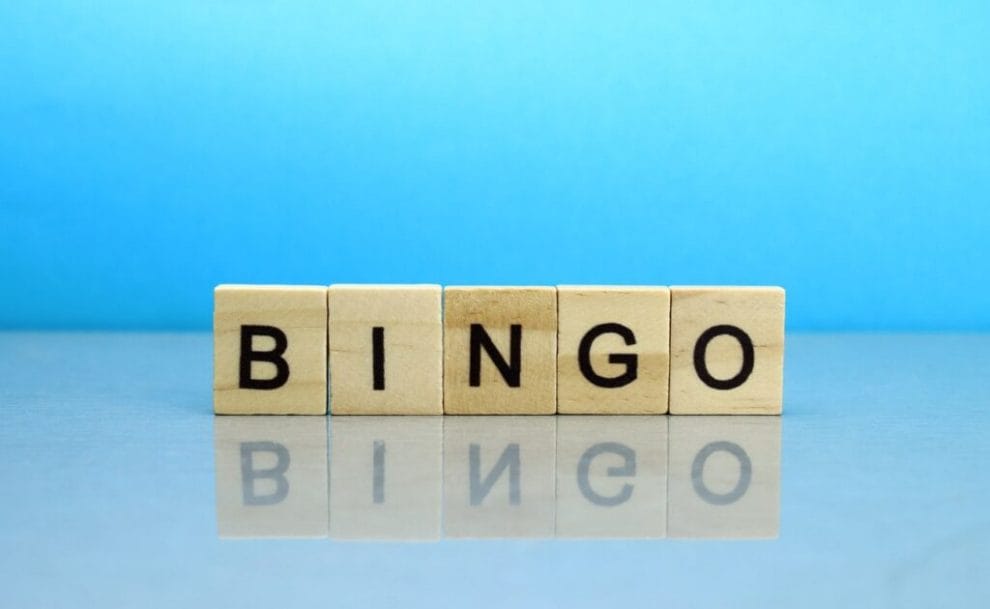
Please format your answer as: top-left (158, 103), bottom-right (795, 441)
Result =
top-left (1, 332), bottom-right (988, 608)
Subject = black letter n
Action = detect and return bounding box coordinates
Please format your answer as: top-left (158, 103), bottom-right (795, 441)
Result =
top-left (239, 325), bottom-right (290, 389)
top-left (469, 323), bottom-right (521, 387)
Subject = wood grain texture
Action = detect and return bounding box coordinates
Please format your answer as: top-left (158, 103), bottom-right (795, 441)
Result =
top-left (328, 284), bottom-right (442, 415)
top-left (443, 287), bottom-right (557, 414)
top-left (213, 285), bottom-right (328, 415)
top-left (669, 286), bottom-right (785, 415)
top-left (557, 286), bottom-right (670, 414)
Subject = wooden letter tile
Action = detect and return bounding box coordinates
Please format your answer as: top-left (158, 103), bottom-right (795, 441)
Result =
top-left (443, 287), bottom-right (557, 414)
top-left (328, 284), bottom-right (442, 415)
top-left (214, 285), bottom-right (328, 415)
top-left (669, 286), bottom-right (785, 415)
top-left (557, 286), bottom-right (670, 414)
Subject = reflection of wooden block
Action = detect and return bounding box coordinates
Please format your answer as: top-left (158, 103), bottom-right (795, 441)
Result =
top-left (328, 285), bottom-right (442, 415)
top-left (214, 285), bottom-right (328, 415)
top-left (556, 416), bottom-right (667, 538)
top-left (557, 286), bottom-right (670, 414)
top-left (669, 286), bottom-right (785, 415)
top-left (443, 287), bottom-right (557, 414)
top-left (214, 417), bottom-right (329, 538)
top-left (667, 416), bottom-right (780, 539)
top-left (329, 417), bottom-right (442, 540)
top-left (443, 417), bottom-right (556, 538)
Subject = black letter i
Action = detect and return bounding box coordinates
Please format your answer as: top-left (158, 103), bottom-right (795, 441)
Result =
top-left (372, 326), bottom-right (385, 390)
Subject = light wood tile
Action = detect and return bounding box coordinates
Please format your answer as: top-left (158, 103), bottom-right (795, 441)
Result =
top-left (557, 286), bottom-right (670, 414)
top-left (443, 287), bottom-right (557, 414)
top-left (214, 285), bottom-right (327, 415)
top-left (328, 284), bottom-right (442, 415)
top-left (669, 286), bottom-right (785, 415)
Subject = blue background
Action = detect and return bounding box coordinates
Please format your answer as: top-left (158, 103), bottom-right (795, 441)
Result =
top-left (2, 1), bottom-right (988, 331)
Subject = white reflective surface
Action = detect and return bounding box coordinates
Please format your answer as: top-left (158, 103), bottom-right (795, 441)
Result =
top-left (1, 333), bottom-right (989, 607)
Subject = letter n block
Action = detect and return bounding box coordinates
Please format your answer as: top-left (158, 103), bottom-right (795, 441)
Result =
top-left (443, 287), bottom-right (557, 414)
top-left (557, 286), bottom-right (670, 414)
top-left (328, 284), bottom-right (442, 415)
top-left (669, 286), bottom-right (785, 415)
top-left (214, 285), bottom-right (328, 415)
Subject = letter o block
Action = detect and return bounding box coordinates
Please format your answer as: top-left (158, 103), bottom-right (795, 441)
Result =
top-left (557, 286), bottom-right (670, 414)
top-left (214, 285), bottom-right (328, 415)
top-left (669, 286), bottom-right (785, 415)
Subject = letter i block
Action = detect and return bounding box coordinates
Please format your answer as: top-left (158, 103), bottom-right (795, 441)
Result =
top-left (557, 286), bottom-right (670, 414)
top-left (669, 287), bottom-right (785, 415)
top-left (213, 285), bottom-right (328, 415)
top-left (443, 287), bottom-right (558, 414)
top-left (328, 284), bottom-right (443, 415)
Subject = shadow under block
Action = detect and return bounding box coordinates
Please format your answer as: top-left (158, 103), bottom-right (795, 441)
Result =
top-left (329, 417), bottom-right (442, 540)
top-left (214, 417), bottom-right (329, 538)
top-left (443, 417), bottom-right (556, 538)
top-left (555, 416), bottom-right (668, 538)
top-left (328, 284), bottom-right (442, 415)
top-left (667, 416), bottom-right (781, 538)
top-left (443, 287), bottom-right (557, 414)
top-left (669, 286), bottom-right (785, 415)
top-left (557, 286), bottom-right (670, 414)
top-left (214, 285), bottom-right (328, 415)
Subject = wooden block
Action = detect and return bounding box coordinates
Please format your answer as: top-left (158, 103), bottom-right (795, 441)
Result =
top-left (214, 416), bottom-right (329, 538)
top-left (669, 286), bottom-right (785, 415)
top-left (557, 286), bottom-right (670, 414)
top-left (214, 285), bottom-right (328, 415)
top-left (328, 284), bottom-right (442, 415)
top-left (443, 287), bottom-right (557, 414)
top-left (443, 417), bottom-right (556, 538)
top-left (667, 416), bottom-right (780, 538)
top-left (329, 417), bottom-right (442, 540)
top-left (555, 416), bottom-right (667, 538)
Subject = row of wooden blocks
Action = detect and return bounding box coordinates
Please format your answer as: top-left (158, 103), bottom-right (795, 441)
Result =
top-left (214, 284), bottom-right (785, 416)
top-left (216, 416), bottom-right (780, 539)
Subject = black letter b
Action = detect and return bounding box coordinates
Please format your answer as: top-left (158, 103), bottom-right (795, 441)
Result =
top-left (239, 325), bottom-right (290, 389)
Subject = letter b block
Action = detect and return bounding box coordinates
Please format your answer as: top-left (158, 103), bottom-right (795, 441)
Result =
top-left (214, 285), bottom-right (328, 415)
top-left (443, 287), bottom-right (557, 414)
top-left (669, 286), bottom-right (785, 414)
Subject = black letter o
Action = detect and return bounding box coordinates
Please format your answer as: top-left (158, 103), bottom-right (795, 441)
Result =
top-left (693, 325), bottom-right (754, 390)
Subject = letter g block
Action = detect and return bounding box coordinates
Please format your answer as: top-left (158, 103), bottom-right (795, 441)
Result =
top-left (557, 286), bottom-right (670, 414)
top-left (213, 285), bottom-right (328, 415)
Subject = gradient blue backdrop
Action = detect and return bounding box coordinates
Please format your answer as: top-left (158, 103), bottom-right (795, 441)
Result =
top-left (2, 1), bottom-right (988, 331)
